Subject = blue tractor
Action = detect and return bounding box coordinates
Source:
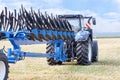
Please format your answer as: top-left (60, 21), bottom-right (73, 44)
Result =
top-left (0, 6), bottom-right (98, 80)
top-left (46, 15), bottom-right (98, 65)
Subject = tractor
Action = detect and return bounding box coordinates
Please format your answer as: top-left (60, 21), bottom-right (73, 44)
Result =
top-left (0, 6), bottom-right (98, 80)
top-left (46, 15), bottom-right (98, 65)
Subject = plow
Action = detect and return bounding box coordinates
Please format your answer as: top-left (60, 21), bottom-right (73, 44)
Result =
top-left (0, 5), bottom-right (98, 80)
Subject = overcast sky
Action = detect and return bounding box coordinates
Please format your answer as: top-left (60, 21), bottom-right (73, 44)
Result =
top-left (0, 0), bottom-right (120, 33)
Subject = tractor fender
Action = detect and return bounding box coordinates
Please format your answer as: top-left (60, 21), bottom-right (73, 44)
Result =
top-left (75, 31), bottom-right (90, 41)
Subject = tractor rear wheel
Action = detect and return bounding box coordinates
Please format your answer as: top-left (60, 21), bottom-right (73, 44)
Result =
top-left (0, 52), bottom-right (9, 80)
top-left (76, 38), bottom-right (92, 65)
top-left (92, 40), bottom-right (98, 62)
top-left (46, 43), bottom-right (62, 65)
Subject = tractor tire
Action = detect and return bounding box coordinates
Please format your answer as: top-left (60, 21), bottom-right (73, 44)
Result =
top-left (0, 52), bottom-right (9, 80)
top-left (76, 38), bottom-right (92, 65)
top-left (92, 40), bottom-right (98, 62)
top-left (46, 43), bottom-right (62, 65)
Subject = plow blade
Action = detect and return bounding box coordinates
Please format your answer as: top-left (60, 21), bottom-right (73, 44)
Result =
top-left (0, 6), bottom-right (74, 41)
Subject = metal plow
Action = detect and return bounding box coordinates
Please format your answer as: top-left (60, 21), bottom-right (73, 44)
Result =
top-left (0, 6), bottom-right (75, 63)
top-left (0, 5), bottom-right (74, 41)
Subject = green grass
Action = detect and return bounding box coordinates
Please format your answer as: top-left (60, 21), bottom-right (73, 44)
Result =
top-left (0, 38), bottom-right (120, 80)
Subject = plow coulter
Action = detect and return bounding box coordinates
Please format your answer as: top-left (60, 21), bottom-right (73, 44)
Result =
top-left (0, 5), bottom-right (98, 80)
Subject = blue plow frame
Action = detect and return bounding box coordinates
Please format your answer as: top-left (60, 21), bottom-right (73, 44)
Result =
top-left (0, 28), bottom-right (75, 63)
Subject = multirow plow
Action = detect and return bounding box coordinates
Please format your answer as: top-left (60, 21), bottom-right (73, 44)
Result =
top-left (0, 6), bottom-right (74, 41)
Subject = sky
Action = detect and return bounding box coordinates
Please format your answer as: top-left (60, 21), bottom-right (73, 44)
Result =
top-left (0, 0), bottom-right (120, 33)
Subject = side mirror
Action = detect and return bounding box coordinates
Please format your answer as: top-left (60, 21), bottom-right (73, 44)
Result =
top-left (92, 18), bottom-right (96, 25)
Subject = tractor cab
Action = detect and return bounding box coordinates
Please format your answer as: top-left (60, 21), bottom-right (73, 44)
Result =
top-left (58, 15), bottom-right (96, 33)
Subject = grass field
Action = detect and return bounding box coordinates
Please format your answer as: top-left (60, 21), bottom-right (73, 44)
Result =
top-left (1, 38), bottom-right (120, 80)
